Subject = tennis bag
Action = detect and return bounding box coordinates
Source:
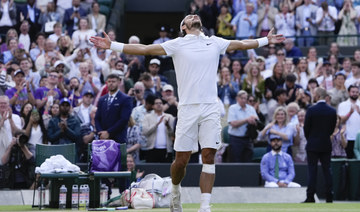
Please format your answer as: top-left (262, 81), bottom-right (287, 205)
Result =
top-left (120, 188), bottom-right (154, 209)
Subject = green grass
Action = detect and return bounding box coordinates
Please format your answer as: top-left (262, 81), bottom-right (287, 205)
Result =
top-left (1, 203), bottom-right (360, 212)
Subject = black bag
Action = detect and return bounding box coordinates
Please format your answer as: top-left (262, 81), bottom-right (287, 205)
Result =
top-left (246, 120), bottom-right (265, 140)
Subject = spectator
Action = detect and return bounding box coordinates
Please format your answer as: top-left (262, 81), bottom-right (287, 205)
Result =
top-left (23, 107), bottom-right (47, 155)
top-left (275, 2), bottom-right (296, 38)
top-left (57, 35), bottom-right (74, 57)
top-left (292, 109), bottom-right (307, 163)
top-left (295, 58), bottom-right (310, 89)
top-left (338, 85), bottom-right (360, 159)
top-left (29, 32), bottom-right (46, 62)
top-left (47, 97), bottom-right (81, 145)
top-left (127, 117), bottom-right (141, 164)
top-left (0, 95), bottom-right (21, 148)
top-left (42, 102), bottom-right (59, 129)
top-left (316, 61), bottom-right (334, 90)
top-left (218, 66), bottom-right (239, 106)
top-left (328, 72), bottom-right (348, 109)
top-left (5, 70), bottom-right (35, 114)
top-left (242, 64), bottom-right (265, 101)
top-left (142, 97), bottom-right (175, 162)
top-left (17, 0), bottom-right (42, 41)
top-left (131, 94), bottom-right (155, 160)
top-left (260, 134), bottom-right (301, 188)
top-left (284, 73), bottom-right (302, 104)
top-left (287, 102), bottom-right (300, 126)
top-left (227, 90), bottom-right (258, 162)
top-left (161, 84), bottom-right (178, 118)
top-left (19, 101), bottom-right (32, 125)
top-left (68, 77), bottom-right (82, 107)
top-left (231, 2), bottom-right (257, 38)
top-left (307, 78), bottom-right (319, 102)
top-left (315, 2), bottom-right (338, 45)
top-left (35, 69), bottom-right (63, 112)
top-left (275, 48), bottom-right (286, 66)
top-left (284, 38), bottom-right (303, 59)
top-left (355, 130), bottom-right (360, 159)
top-left (265, 62), bottom-right (285, 99)
top-left (38, 2), bottom-right (61, 34)
top-left (35, 38), bottom-right (64, 72)
top-left (63, 0), bottom-right (87, 37)
top-left (153, 26), bottom-right (171, 44)
top-left (126, 154), bottom-right (144, 185)
top-left (328, 42), bottom-right (342, 58)
top-left (78, 62), bottom-right (101, 96)
top-left (264, 44), bottom-right (277, 71)
top-left (337, 0), bottom-right (357, 46)
top-left (198, 0), bottom-right (218, 35)
top-left (267, 88), bottom-right (287, 122)
top-left (345, 61), bottom-right (360, 89)
top-left (18, 20), bottom-right (31, 52)
top-left (128, 81), bottom-right (145, 107)
top-left (340, 57), bottom-right (353, 79)
top-left (261, 106), bottom-right (297, 155)
top-left (256, 0), bottom-right (278, 37)
top-left (230, 59), bottom-right (243, 86)
top-left (72, 17), bottom-right (96, 49)
top-left (95, 74), bottom-right (132, 143)
top-left (295, 0), bottom-right (318, 47)
top-left (328, 54), bottom-right (341, 72)
top-left (87, 2), bottom-right (106, 35)
top-left (0, 0), bottom-right (17, 33)
top-left (73, 90), bottom-right (95, 162)
top-left (1, 37), bottom-right (19, 64)
top-left (56, 0), bottom-right (72, 23)
top-left (18, 58), bottom-right (41, 90)
top-left (89, 47), bottom-right (111, 80)
top-left (48, 23), bottom-right (64, 43)
top-left (148, 58), bottom-right (167, 92)
top-left (1, 133), bottom-right (34, 189)
top-left (331, 115), bottom-right (347, 158)
top-left (0, 28), bottom-right (23, 54)
top-left (232, 0), bottom-right (257, 15)
top-left (141, 72), bottom-right (160, 99)
top-left (216, 4), bottom-right (234, 37)
top-left (247, 94), bottom-right (266, 125)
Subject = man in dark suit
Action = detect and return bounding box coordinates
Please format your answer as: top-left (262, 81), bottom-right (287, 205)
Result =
top-left (17, 0), bottom-right (41, 41)
top-left (303, 87), bottom-right (337, 203)
top-left (95, 74), bottom-right (132, 144)
top-left (62, 0), bottom-right (87, 36)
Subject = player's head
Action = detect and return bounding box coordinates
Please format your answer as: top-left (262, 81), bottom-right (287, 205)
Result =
top-left (179, 15), bottom-right (203, 36)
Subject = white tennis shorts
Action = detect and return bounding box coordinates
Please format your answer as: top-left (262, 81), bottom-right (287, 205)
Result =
top-left (174, 103), bottom-right (222, 152)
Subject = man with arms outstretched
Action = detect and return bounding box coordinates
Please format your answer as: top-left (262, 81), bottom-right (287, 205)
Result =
top-left (90, 14), bottom-right (285, 212)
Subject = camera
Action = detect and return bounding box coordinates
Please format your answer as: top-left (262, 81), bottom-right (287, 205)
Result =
top-left (134, 89), bottom-right (141, 94)
top-left (18, 133), bottom-right (29, 146)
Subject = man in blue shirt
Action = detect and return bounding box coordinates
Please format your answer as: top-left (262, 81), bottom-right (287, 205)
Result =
top-left (260, 134), bottom-right (301, 187)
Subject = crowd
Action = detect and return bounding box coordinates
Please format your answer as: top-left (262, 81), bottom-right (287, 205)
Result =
top-left (0, 0), bottom-right (360, 191)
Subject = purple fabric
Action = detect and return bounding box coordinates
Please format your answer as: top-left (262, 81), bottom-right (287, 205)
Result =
top-left (91, 140), bottom-right (121, 172)
top-left (34, 87), bottom-right (63, 100)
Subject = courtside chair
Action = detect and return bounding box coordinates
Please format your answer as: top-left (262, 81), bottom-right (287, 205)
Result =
top-left (32, 143), bottom-right (77, 209)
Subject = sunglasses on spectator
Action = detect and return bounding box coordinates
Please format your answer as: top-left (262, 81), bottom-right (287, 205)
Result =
top-left (277, 53), bottom-right (285, 56)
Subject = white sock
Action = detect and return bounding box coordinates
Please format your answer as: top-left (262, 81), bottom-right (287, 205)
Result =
top-left (172, 183), bottom-right (180, 194)
top-left (200, 193), bottom-right (211, 209)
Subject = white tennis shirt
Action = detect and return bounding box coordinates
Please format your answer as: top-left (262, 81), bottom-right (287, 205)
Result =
top-left (161, 33), bottom-right (230, 105)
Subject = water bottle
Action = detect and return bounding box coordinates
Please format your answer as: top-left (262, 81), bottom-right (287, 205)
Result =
top-left (71, 185), bottom-right (79, 210)
top-left (38, 184), bottom-right (46, 209)
top-left (79, 184), bottom-right (89, 210)
top-left (59, 185), bottom-right (67, 209)
top-left (100, 184), bottom-right (108, 207)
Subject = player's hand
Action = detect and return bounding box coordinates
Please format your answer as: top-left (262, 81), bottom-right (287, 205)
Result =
top-left (90, 32), bottom-right (112, 50)
top-left (267, 28), bottom-right (285, 45)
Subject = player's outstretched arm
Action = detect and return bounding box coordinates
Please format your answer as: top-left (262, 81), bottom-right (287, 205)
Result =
top-left (227, 28), bottom-right (285, 52)
top-left (90, 32), bottom-right (166, 55)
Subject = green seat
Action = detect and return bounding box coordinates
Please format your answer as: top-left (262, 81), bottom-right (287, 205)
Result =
top-left (32, 144), bottom-right (77, 209)
top-left (252, 147), bottom-right (267, 162)
top-left (99, 5), bottom-right (110, 16)
top-left (222, 125), bottom-right (229, 144)
top-left (98, 0), bottom-right (113, 7)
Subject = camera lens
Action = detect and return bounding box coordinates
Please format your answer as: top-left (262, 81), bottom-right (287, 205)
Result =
top-left (135, 89), bottom-right (140, 94)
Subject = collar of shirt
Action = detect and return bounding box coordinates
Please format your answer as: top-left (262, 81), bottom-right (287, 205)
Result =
top-left (80, 104), bottom-right (90, 110)
top-left (108, 90), bottom-right (119, 99)
top-left (271, 150), bottom-right (283, 156)
top-left (184, 33), bottom-right (206, 39)
top-left (317, 100), bottom-right (326, 104)
top-left (73, 6), bottom-right (79, 11)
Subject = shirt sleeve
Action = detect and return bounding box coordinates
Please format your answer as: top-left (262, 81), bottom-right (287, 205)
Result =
top-left (227, 105), bottom-right (237, 123)
top-left (160, 38), bottom-right (180, 57)
top-left (337, 102), bottom-right (347, 116)
top-left (211, 36), bottom-right (231, 55)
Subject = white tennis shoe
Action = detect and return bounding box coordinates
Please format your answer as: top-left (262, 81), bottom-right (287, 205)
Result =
top-left (170, 189), bottom-right (182, 212)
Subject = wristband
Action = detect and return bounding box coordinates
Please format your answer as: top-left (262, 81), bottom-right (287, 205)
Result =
top-left (256, 37), bottom-right (269, 48)
top-left (110, 42), bottom-right (124, 53)
top-left (14, 93), bottom-right (18, 98)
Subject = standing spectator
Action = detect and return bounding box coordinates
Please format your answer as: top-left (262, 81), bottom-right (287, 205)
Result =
top-left (275, 2), bottom-right (296, 38)
top-left (295, 58), bottom-right (310, 89)
top-left (284, 73), bottom-right (302, 104)
top-left (256, 0), bottom-right (278, 37)
top-left (218, 66), bottom-right (239, 106)
top-left (230, 59), bottom-right (243, 86)
top-left (303, 87), bottom-right (337, 203)
top-left (340, 57), bottom-right (353, 79)
top-left (216, 4), bottom-right (234, 37)
top-left (1, 37), bottom-right (19, 64)
top-left (265, 62), bottom-right (285, 99)
top-left (57, 35), bottom-right (74, 57)
top-left (147, 58), bottom-right (167, 92)
top-left (29, 32), bottom-right (46, 62)
top-left (18, 20), bottom-right (31, 52)
top-left (142, 97), bottom-right (175, 162)
top-left (161, 84), bottom-right (178, 118)
top-left (47, 97), bottom-right (81, 146)
top-left (231, 3), bottom-right (258, 38)
top-left (5, 70), bottom-right (35, 114)
top-left (72, 18), bottom-right (96, 49)
top-left (331, 116), bottom-right (347, 158)
top-left (242, 64), bottom-right (265, 101)
top-left (227, 90), bottom-right (258, 162)
top-left (198, 0), bottom-right (218, 35)
top-left (295, 0), bottom-right (318, 47)
top-left (38, 2), bottom-right (61, 34)
top-left (328, 72), bottom-right (348, 109)
top-left (316, 2), bottom-right (338, 45)
top-left (87, 2), bottom-right (106, 35)
top-left (17, 0), bottom-right (42, 41)
top-left (128, 81), bottom-right (145, 108)
top-left (316, 61), bottom-right (334, 90)
top-left (42, 102), bottom-right (59, 129)
top-left (68, 77), bottom-right (81, 107)
top-left (0, 95), bottom-right (21, 146)
top-left (23, 108), bottom-right (47, 155)
top-left (48, 23), bottom-right (64, 43)
top-left (337, 85), bottom-right (360, 159)
top-left (63, 0), bottom-right (87, 37)
top-left (0, 0), bottom-right (17, 33)
top-left (306, 47), bottom-right (320, 77)
top-left (337, 0), bottom-right (358, 46)
top-left (345, 61), bottom-right (360, 89)
top-left (0, 28), bottom-right (22, 54)
top-left (260, 134), bottom-right (301, 188)
top-left (18, 58), bottom-right (41, 90)
top-left (95, 74), bottom-right (132, 143)
top-left (141, 72), bottom-right (160, 99)
top-left (35, 70), bottom-right (63, 112)
top-left (267, 88), bottom-right (287, 123)
top-left (292, 109), bottom-right (307, 163)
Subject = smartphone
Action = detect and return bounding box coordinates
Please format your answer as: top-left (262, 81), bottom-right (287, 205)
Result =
top-left (47, 95), bottom-right (54, 106)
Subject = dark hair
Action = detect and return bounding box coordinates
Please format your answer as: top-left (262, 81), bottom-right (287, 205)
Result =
top-left (107, 73), bottom-right (120, 80)
top-left (140, 72), bottom-right (152, 81)
top-left (23, 109), bottom-right (48, 144)
top-left (145, 94), bottom-right (156, 105)
top-left (35, 32), bottom-right (46, 42)
top-left (348, 85), bottom-right (359, 92)
top-left (20, 102), bottom-right (33, 119)
top-left (286, 73), bottom-right (297, 82)
top-left (274, 88), bottom-right (287, 99)
top-left (351, 61), bottom-right (360, 68)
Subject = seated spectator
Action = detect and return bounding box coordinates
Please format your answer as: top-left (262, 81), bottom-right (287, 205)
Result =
top-left (87, 2), bottom-right (106, 35)
top-left (316, 61), bottom-right (334, 90)
top-left (141, 72), bottom-right (161, 99)
top-left (35, 39), bottom-right (65, 72)
top-left (230, 59), bottom-right (243, 86)
top-left (47, 97), bottom-right (81, 145)
top-left (126, 154), bottom-right (144, 186)
top-left (284, 39), bottom-right (303, 60)
top-left (120, 35), bottom-right (145, 82)
top-left (67, 77), bottom-right (81, 107)
top-left (18, 20), bottom-right (31, 52)
top-left (23, 107), bottom-right (47, 155)
top-left (0, 0), bottom-right (17, 34)
top-left (5, 70), bottom-right (36, 114)
top-left (72, 17), bottom-right (96, 49)
top-left (345, 61), bottom-right (360, 89)
top-left (337, 0), bottom-right (357, 46)
top-left (284, 73), bottom-right (303, 104)
top-left (142, 97), bottom-right (175, 163)
top-left (260, 134), bottom-right (301, 188)
top-left (275, 2), bottom-right (295, 39)
top-left (88, 47), bottom-right (110, 80)
top-left (48, 23), bottom-right (65, 43)
top-left (42, 102), bottom-right (59, 129)
top-left (63, 0), bottom-right (87, 37)
top-left (78, 62), bottom-right (101, 96)
top-left (267, 88), bottom-right (287, 122)
top-left (1, 132), bottom-right (35, 189)
top-left (331, 116), bottom-right (347, 158)
top-left (218, 66), bottom-right (238, 106)
top-left (340, 57), bottom-right (353, 79)
top-left (127, 117), bottom-right (141, 164)
top-left (306, 47), bottom-right (320, 77)
top-left (57, 35), bottom-right (74, 57)
top-left (328, 72), bottom-right (348, 109)
top-left (292, 109), bottom-right (307, 163)
top-left (0, 29), bottom-right (23, 54)
top-left (227, 90), bottom-right (258, 162)
top-left (128, 81), bottom-right (145, 107)
top-left (2, 37), bottom-right (19, 64)
top-left (242, 64), bottom-right (265, 102)
top-left (161, 84), bottom-right (178, 118)
top-left (256, 0), bottom-right (278, 37)
top-left (148, 58), bottom-right (168, 92)
top-left (39, 1), bottom-right (61, 34)
top-left (19, 101), bottom-right (33, 126)
top-left (328, 54), bottom-right (341, 73)
top-left (287, 102), bottom-right (300, 126)
top-left (216, 4), bottom-right (234, 37)
top-left (29, 32), bottom-right (46, 62)
top-left (231, 2), bottom-right (257, 39)
top-left (17, 0), bottom-right (42, 41)
top-left (265, 62), bottom-right (285, 99)
top-left (295, 58), bottom-right (310, 89)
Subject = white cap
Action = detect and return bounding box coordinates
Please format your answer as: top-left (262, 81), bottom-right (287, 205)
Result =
top-left (54, 60), bottom-right (66, 67)
top-left (163, 84), bottom-right (174, 91)
top-left (111, 70), bottom-right (124, 78)
top-left (149, 58), bottom-right (161, 66)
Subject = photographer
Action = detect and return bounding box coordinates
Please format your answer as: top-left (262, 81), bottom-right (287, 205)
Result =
top-left (1, 133), bottom-right (35, 189)
top-left (127, 81), bottom-right (145, 107)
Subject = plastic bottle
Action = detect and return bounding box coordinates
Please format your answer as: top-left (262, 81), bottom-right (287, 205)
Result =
top-left (38, 184), bottom-right (46, 209)
top-left (71, 185), bottom-right (79, 210)
top-left (59, 185), bottom-right (67, 209)
top-left (79, 184), bottom-right (89, 210)
top-left (100, 184), bottom-right (108, 207)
